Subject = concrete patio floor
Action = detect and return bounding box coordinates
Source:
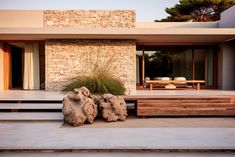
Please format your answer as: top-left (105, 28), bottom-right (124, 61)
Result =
top-left (0, 121), bottom-right (235, 150)
top-left (1, 89), bottom-right (235, 100)
top-left (1, 117), bottom-right (235, 128)
top-left (1, 152), bottom-right (235, 157)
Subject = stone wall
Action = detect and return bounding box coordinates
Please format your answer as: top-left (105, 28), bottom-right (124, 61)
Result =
top-left (44, 10), bottom-right (135, 28)
top-left (45, 40), bottom-right (136, 94)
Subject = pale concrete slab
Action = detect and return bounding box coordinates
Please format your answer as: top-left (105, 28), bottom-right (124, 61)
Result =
top-left (1, 152), bottom-right (235, 157)
top-left (0, 103), bottom-right (62, 109)
top-left (1, 90), bottom-right (235, 101)
top-left (0, 113), bottom-right (63, 121)
top-left (0, 90), bottom-right (64, 101)
top-left (0, 122), bottom-right (235, 150)
top-left (77, 117), bottom-right (235, 128)
top-left (1, 114), bottom-right (235, 128)
top-left (0, 102), bottom-right (134, 110)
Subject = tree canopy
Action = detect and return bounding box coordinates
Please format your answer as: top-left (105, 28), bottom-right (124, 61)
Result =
top-left (156, 0), bottom-right (235, 22)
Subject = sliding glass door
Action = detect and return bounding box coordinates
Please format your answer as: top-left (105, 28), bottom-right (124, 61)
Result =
top-left (136, 45), bottom-right (217, 88)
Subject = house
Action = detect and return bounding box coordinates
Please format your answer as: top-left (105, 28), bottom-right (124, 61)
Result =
top-left (0, 6), bottom-right (235, 94)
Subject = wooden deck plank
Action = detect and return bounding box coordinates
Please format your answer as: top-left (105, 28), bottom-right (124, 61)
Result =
top-left (137, 96), bottom-right (235, 116)
top-left (137, 103), bottom-right (235, 108)
top-left (124, 96), bottom-right (232, 101)
top-left (138, 108), bottom-right (235, 116)
top-left (137, 99), bottom-right (230, 103)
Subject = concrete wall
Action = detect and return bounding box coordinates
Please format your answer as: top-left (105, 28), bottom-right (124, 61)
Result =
top-left (0, 43), bottom-right (3, 91)
top-left (219, 5), bottom-right (235, 28)
top-left (218, 41), bottom-right (235, 90)
top-left (44, 10), bottom-right (135, 28)
top-left (136, 22), bottom-right (218, 28)
top-left (0, 10), bottom-right (43, 28)
top-left (45, 39), bottom-right (136, 94)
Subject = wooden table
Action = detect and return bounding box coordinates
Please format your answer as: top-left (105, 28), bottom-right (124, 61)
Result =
top-left (146, 80), bottom-right (205, 91)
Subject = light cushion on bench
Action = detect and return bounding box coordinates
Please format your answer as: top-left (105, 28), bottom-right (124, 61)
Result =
top-left (174, 77), bottom-right (187, 85)
top-left (155, 77), bottom-right (171, 81)
top-left (165, 83), bottom-right (176, 89)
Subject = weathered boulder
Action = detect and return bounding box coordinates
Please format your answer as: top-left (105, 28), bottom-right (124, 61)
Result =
top-left (99, 94), bottom-right (127, 122)
top-left (62, 87), bottom-right (98, 126)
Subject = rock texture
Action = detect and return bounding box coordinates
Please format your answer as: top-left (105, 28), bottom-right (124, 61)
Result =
top-left (44, 10), bottom-right (135, 28)
top-left (62, 87), bottom-right (98, 126)
top-left (99, 94), bottom-right (128, 122)
top-left (62, 87), bottom-right (128, 126)
top-left (45, 39), bottom-right (136, 94)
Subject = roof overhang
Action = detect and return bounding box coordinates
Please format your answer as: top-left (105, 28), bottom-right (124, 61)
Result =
top-left (0, 27), bottom-right (235, 43)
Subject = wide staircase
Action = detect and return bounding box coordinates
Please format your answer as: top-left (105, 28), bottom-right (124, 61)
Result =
top-left (0, 99), bottom-right (63, 121)
top-left (0, 95), bottom-right (235, 156)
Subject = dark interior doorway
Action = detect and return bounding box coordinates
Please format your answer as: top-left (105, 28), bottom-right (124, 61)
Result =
top-left (10, 45), bottom-right (24, 89)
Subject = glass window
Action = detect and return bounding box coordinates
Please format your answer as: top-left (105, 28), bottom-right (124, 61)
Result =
top-left (136, 46), bottom-right (216, 88)
top-left (206, 49), bottom-right (214, 86)
top-left (144, 48), bottom-right (192, 80)
top-left (194, 48), bottom-right (205, 80)
top-left (172, 49), bottom-right (192, 80)
top-left (136, 50), bottom-right (142, 86)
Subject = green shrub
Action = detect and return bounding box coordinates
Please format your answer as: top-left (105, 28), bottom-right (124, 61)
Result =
top-left (62, 72), bottom-right (125, 95)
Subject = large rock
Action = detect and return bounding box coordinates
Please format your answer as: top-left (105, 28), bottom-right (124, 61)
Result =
top-left (62, 87), bottom-right (98, 126)
top-left (99, 94), bottom-right (127, 122)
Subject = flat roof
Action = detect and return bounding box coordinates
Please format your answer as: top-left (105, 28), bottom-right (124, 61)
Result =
top-left (0, 9), bottom-right (235, 43)
top-left (0, 27), bottom-right (235, 43)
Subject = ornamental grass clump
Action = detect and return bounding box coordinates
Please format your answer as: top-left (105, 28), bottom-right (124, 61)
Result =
top-left (62, 56), bottom-right (126, 95)
top-left (62, 73), bottom-right (125, 95)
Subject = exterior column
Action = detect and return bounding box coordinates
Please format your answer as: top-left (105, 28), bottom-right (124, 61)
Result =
top-left (0, 43), bottom-right (3, 91)
top-left (141, 47), bottom-right (145, 86)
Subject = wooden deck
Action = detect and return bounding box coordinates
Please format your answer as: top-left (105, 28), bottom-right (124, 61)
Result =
top-left (136, 96), bottom-right (235, 117)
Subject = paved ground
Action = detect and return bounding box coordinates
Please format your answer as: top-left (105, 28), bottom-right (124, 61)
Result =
top-left (1, 116), bottom-right (235, 128)
top-left (65, 117), bottom-right (235, 128)
top-left (1, 152), bottom-right (235, 157)
top-left (0, 121), bottom-right (235, 150)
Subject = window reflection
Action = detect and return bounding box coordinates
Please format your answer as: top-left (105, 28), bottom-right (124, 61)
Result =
top-left (136, 46), bottom-right (216, 88)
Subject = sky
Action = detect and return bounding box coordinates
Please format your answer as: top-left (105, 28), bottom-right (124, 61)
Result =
top-left (0, 0), bottom-right (179, 21)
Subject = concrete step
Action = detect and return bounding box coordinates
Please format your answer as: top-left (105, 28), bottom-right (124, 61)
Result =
top-left (0, 103), bottom-right (135, 110)
top-left (0, 152), bottom-right (235, 157)
top-left (0, 123), bottom-right (234, 151)
top-left (0, 103), bottom-right (62, 110)
top-left (0, 112), bottom-right (63, 121)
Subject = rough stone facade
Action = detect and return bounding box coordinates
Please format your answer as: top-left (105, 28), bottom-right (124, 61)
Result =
top-left (45, 40), bottom-right (136, 94)
top-left (44, 10), bottom-right (137, 94)
top-left (44, 10), bottom-right (135, 28)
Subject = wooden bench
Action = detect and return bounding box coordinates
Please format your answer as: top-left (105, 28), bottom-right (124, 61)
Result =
top-left (146, 80), bottom-right (205, 91)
